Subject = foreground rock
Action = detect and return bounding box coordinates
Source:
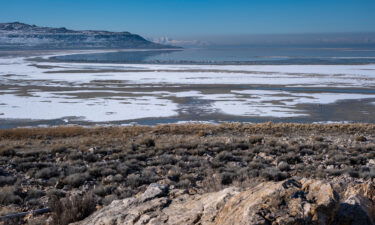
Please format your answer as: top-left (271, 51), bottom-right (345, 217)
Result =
top-left (73, 178), bottom-right (375, 225)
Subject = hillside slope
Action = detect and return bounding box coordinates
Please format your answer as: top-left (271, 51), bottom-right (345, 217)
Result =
top-left (0, 22), bottom-right (177, 49)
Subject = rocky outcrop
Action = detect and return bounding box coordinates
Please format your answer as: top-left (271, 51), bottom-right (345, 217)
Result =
top-left (0, 22), bottom-right (176, 49)
top-left (334, 181), bottom-right (375, 225)
top-left (73, 179), bottom-right (375, 225)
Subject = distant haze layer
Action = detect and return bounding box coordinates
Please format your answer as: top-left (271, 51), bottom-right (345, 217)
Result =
top-left (165, 33), bottom-right (375, 47)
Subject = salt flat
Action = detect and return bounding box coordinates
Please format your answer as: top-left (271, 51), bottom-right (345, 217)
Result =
top-left (0, 52), bottom-right (375, 127)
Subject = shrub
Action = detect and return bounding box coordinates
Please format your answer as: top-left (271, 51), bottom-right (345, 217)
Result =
top-left (88, 167), bottom-right (102, 178)
top-left (355, 136), bottom-right (367, 142)
top-left (49, 192), bottom-right (96, 225)
top-left (249, 136), bottom-right (263, 144)
top-left (359, 168), bottom-right (375, 179)
top-left (141, 169), bottom-right (159, 184)
top-left (300, 149), bottom-right (314, 156)
top-left (349, 156), bottom-right (367, 165)
top-left (93, 185), bottom-right (114, 197)
top-left (25, 189), bottom-right (45, 201)
top-left (167, 167), bottom-right (181, 182)
top-left (83, 153), bottom-right (98, 162)
top-left (0, 148), bottom-right (15, 157)
top-left (68, 152), bottom-right (83, 160)
top-left (277, 161), bottom-right (290, 171)
top-left (140, 137), bottom-right (155, 147)
top-left (201, 173), bottom-right (222, 192)
top-left (65, 165), bottom-right (87, 176)
top-left (51, 146), bottom-right (68, 154)
top-left (16, 162), bottom-right (37, 172)
top-left (0, 186), bottom-right (22, 205)
top-left (47, 189), bottom-right (66, 198)
top-left (63, 173), bottom-right (90, 188)
top-left (314, 136), bottom-right (324, 142)
top-left (332, 155), bottom-right (347, 163)
top-left (248, 161), bottom-right (265, 170)
top-left (126, 174), bottom-right (147, 189)
top-left (113, 174), bottom-right (124, 182)
top-left (221, 172), bottom-right (235, 185)
top-left (101, 168), bottom-right (116, 177)
top-left (0, 176), bottom-right (16, 186)
top-left (34, 167), bottom-right (59, 179)
top-left (347, 169), bottom-right (360, 178)
top-left (234, 143), bottom-right (249, 150)
top-left (102, 194), bottom-right (118, 206)
top-left (280, 153), bottom-right (302, 165)
top-left (124, 159), bottom-right (142, 172)
top-left (216, 151), bottom-right (236, 162)
top-left (116, 188), bottom-right (135, 199)
top-left (326, 169), bottom-right (344, 177)
top-left (159, 154), bottom-right (177, 165)
top-left (116, 165), bottom-right (130, 176)
top-left (260, 167), bottom-right (289, 181)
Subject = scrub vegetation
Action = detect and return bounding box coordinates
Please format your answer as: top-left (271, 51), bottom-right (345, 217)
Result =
top-left (0, 123), bottom-right (375, 224)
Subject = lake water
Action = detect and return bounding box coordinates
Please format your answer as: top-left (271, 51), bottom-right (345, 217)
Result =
top-left (51, 46), bottom-right (375, 65)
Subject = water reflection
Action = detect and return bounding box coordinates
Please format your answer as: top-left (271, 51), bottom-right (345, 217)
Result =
top-left (51, 49), bottom-right (182, 63)
top-left (51, 47), bottom-right (375, 65)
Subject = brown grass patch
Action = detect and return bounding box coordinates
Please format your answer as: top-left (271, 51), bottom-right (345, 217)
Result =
top-left (1, 123), bottom-right (374, 141)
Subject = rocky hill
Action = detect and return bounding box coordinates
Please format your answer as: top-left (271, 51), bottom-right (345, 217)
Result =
top-left (0, 22), bottom-right (176, 50)
top-left (74, 178), bottom-right (375, 225)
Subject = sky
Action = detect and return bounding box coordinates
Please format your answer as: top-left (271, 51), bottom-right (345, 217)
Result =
top-left (1, 0), bottom-right (375, 40)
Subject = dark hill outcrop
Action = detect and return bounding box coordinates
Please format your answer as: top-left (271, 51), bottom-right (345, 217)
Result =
top-left (0, 22), bottom-right (177, 50)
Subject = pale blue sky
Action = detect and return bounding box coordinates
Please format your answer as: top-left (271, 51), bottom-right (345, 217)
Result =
top-left (1, 0), bottom-right (374, 38)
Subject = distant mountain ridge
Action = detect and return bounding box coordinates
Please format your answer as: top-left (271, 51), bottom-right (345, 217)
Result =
top-left (0, 22), bottom-right (178, 50)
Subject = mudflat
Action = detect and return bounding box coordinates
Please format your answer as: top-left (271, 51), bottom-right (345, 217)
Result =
top-left (1, 50), bottom-right (375, 128)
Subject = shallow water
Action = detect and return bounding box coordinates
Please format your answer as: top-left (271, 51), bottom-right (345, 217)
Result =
top-left (51, 46), bottom-right (375, 65)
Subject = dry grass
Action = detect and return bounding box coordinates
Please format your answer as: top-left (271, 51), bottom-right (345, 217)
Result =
top-left (0, 126), bottom-right (87, 141)
top-left (1, 123), bottom-right (374, 141)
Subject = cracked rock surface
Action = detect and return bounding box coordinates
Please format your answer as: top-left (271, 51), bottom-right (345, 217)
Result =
top-left (73, 178), bottom-right (375, 225)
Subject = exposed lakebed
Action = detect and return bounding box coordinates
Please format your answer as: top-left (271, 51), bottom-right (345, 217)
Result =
top-left (0, 49), bottom-right (375, 128)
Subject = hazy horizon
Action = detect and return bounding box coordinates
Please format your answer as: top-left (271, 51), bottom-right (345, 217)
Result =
top-left (159, 32), bottom-right (375, 47)
top-left (1, 0), bottom-right (374, 40)
top-left (2, 21), bottom-right (375, 47)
